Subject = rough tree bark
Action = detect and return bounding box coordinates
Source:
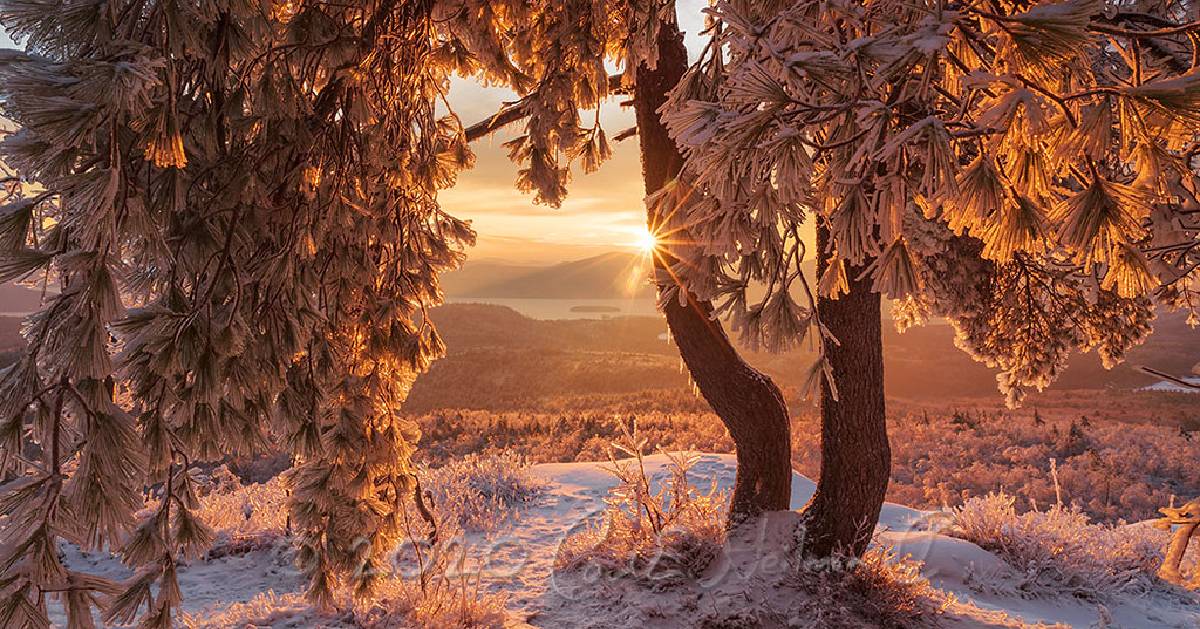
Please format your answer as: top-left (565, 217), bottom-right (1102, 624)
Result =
top-left (799, 225), bottom-right (891, 557)
top-left (634, 21), bottom-right (793, 520)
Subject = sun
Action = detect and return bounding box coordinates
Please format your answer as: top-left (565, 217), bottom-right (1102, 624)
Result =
top-left (634, 228), bottom-right (658, 254)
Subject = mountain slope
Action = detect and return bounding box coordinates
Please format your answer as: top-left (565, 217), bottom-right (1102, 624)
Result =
top-left (442, 252), bottom-right (654, 299)
top-left (439, 259), bottom-right (545, 297)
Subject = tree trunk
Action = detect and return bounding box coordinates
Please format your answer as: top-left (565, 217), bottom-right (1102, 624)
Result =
top-left (800, 225), bottom-right (891, 558)
top-left (634, 21), bottom-right (793, 521)
top-left (1158, 522), bottom-right (1196, 584)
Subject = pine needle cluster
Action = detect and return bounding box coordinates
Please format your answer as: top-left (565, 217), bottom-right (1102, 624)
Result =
top-left (0, 1), bottom-right (677, 626)
top-left (659, 0), bottom-right (1200, 404)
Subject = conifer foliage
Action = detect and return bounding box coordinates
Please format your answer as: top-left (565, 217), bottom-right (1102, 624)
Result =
top-left (0, 1), bottom-right (476, 626)
top-left (1, 0), bottom-right (1198, 624)
top-left (0, 1), bottom-right (670, 626)
top-left (659, 0), bottom-right (1200, 404)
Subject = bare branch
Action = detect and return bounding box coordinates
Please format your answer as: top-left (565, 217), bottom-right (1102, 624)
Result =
top-left (1139, 366), bottom-right (1200, 390)
top-left (464, 99), bottom-right (530, 142)
top-left (613, 126), bottom-right (638, 142)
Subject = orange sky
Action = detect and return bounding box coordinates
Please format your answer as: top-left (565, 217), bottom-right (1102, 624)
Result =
top-left (443, 3), bottom-right (709, 264)
top-left (441, 78), bottom-right (651, 264)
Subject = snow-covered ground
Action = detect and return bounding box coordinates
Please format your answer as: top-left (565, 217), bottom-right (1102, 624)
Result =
top-left (57, 454), bottom-right (1200, 628)
top-left (1140, 378), bottom-right (1200, 393)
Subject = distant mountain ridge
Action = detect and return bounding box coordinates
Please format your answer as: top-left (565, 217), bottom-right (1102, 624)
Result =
top-left (403, 302), bottom-right (1200, 410)
top-left (441, 251), bottom-right (654, 299)
top-left (0, 301), bottom-right (1195, 402)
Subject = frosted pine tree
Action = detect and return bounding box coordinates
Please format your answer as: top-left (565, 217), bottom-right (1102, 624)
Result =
top-left (658, 0), bottom-right (1200, 555)
top-left (0, 1), bottom-right (474, 626)
top-left (0, 0), bottom-right (685, 626)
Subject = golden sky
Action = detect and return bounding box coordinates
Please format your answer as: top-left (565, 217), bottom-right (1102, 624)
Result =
top-left (442, 78), bottom-right (651, 264)
top-left (444, 3), bottom-right (709, 264)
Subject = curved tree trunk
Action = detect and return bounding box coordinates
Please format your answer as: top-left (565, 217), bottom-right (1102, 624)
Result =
top-left (634, 21), bottom-right (792, 520)
top-left (800, 225), bottom-right (891, 558)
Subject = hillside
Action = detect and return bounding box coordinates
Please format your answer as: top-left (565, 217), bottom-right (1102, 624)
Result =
top-left (440, 252), bottom-right (654, 299)
top-left (405, 304), bottom-right (679, 412)
top-left (406, 303), bottom-right (1200, 411)
top-left (1, 301), bottom-right (1195, 408)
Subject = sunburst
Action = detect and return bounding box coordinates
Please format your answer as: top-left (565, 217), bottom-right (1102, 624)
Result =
top-left (634, 227), bottom-right (658, 254)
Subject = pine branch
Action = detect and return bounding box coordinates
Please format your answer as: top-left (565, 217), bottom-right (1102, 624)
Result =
top-left (613, 126), bottom-right (638, 142)
top-left (1090, 19), bottom-right (1200, 38)
top-left (463, 98), bottom-right (531, 142)
top-left (463, 74), bottom-right (625, 142)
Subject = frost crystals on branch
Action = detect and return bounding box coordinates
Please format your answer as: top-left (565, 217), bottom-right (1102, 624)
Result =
top-left (0, 0), bottom-right (680, 626)
top-left (658, 0), bottom-right (1200, 405)
top-left (0, 1), bottom-right (475, 626)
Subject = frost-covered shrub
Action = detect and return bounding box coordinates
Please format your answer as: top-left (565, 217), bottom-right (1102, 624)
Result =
top-left (951, 492), bottom-right (1170, 599)
top-left (876, 407), bottom-right (1200, 524)
top-left (180, 578), bottom-right (509, 629)
top-left (845, 546), bottom-right (955, 627)
top-left (420, 452), bottom-right (547, 532)
top-left (178, 591), bottom-right (315, 629)
top-left (196, 474), bottom-right (290, 536)
top-left (353, 573), bottom-right (508, 629)
top-left (556, 423), bottom-right (727, 583)
top-left (764, 545), bottom-right (952, 629)
top-left (191, 475), bottom-right (291, 561)
top-left (190, 464), bottom-right (243, 497)
top-left (384, 487), bottom-right (512, 628)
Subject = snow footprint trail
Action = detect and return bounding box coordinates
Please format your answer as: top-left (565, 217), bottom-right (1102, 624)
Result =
top-left (470, 454), bottom-right (743, 619)
top-left (467, 477), bottom-right (607, 608)
top-left (464, 453), bottom-right (936, 624)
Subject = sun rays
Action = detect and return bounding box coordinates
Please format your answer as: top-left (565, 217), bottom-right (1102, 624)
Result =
top-left (634, 227), bottom-right (658, 254)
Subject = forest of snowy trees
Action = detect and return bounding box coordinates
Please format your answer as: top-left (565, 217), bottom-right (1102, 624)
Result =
top-left (0, 0), bottom-right (1197, 627)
